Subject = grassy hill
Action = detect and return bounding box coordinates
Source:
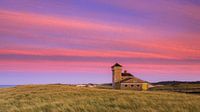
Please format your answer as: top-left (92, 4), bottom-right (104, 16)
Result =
top-left (0, 85), bottom-right (200, 112)
top-left (152, 81), bottom-right (200, 85)
top-left (150, 83), bottom-right (200, 94)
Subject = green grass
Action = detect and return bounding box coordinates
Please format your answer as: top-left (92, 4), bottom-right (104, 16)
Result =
top-left (0, 85), bottom-right (200, 112)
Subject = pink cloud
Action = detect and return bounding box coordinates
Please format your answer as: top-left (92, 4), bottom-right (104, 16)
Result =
top-left (1, 26), bottom-right (200, 60)
top-left (0, 48), bottom-right (176, 59)
top-left (0, 60), bottom-right (111, 72)
top-left (0, 9), bottom-right (142, 33)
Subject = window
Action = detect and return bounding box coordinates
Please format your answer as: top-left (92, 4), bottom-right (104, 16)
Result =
top-left (137, 85), bottom-right (140, 87)
top-left (131, 85), bottom-right (134, 87)
top-left (125, 85), bottom-right (128, 87)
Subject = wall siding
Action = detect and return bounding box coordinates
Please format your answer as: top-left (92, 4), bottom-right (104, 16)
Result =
top-left (121, 83), bottom-right (148, 90)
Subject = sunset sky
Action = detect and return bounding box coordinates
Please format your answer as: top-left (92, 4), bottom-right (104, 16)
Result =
top-left (0, 0), bottom-right (200, 84)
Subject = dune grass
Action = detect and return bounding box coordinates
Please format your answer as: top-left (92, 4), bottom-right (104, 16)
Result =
top-left (149, 84), bottom-right (200, 94)
top-left (0, 85), bottom-right (200, 112)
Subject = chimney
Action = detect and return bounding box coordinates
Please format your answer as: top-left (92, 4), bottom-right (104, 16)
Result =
top-left (124, 70), bottom-right (127, 73)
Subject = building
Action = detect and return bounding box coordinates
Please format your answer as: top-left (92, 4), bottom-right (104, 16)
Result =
top-left (111, 63), bottom-right (149, 90)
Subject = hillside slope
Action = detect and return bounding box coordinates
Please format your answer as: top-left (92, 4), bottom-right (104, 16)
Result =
top-left (149, 83), bottom-right (200, 94)
top-left (0, 85), bottom-right (200, 112)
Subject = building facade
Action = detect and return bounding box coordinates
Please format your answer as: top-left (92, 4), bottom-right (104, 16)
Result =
top-left (111, 63), bottom-right (149, 90)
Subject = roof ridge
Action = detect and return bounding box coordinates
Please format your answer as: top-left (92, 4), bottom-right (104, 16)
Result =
top-left (111, 63), bottom-right (122, 68)
top-left (120, 77), bottom-right (146, 83)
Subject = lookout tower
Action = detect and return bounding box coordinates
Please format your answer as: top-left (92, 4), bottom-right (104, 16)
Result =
top-left (111, 63), bottom-right (122, 88)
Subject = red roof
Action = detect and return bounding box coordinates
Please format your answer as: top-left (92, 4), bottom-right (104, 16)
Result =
top-left (111, 63), bottom-right (122, 68)
top-left (122, 73), bottom-right (133, 76)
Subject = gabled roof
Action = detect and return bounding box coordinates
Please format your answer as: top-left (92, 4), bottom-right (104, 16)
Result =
top-left (111, 63), bottom-right (122, 68)
top-left (122, 73), bottom-right (133, 76)
top-left (120, 77), bottom-right (146, 83)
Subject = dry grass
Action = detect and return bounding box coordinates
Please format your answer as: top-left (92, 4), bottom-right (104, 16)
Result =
top-left (0, 85), bottom-right (200, 112)
top-left (149, 84), bottom-right (200, 94)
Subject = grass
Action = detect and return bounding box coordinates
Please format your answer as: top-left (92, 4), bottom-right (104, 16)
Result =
top-left (0, 85), bottom-right (200, 112)
top-left (149, 84), bottom-right (200, 94)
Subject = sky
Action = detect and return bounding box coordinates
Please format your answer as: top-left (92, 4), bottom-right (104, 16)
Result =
top-left (0, 0), bottom-right (200, 84)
